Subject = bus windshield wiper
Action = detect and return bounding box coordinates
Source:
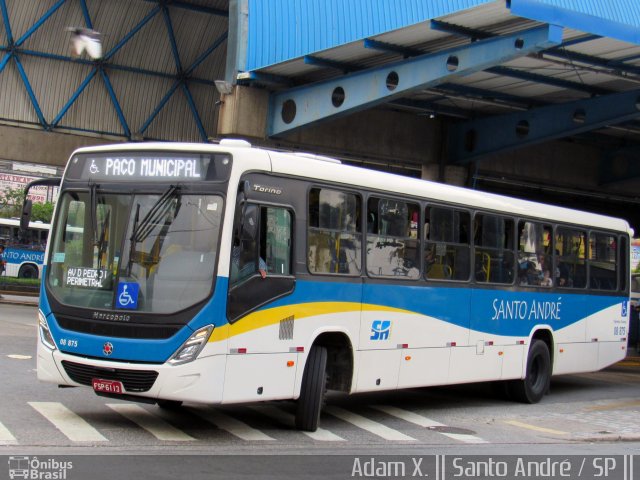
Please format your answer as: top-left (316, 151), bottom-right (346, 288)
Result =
top-left (96, 208), bottom-right (110, 270)
top-left (131, 185), bottom-right (180, 244)
top-left (126, 185), bottom-right (180, 276)
top-left (89, 181), bottom-right (98, 245)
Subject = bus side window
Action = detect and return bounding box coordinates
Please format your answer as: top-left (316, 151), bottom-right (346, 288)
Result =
top-left (589, 232), bottom-right (617, 290)
top-left (555, 227), bottom-right (586, 288)
top-left (425, 206), bottom-right (470, 281)
top-left (474, 214), bottom-right (514, 284)
top-left (366, 197), bottom-right (419, 279)
top-left (263, 207), bottom-right (292, 276)
top-left (307, 188), bottom-right (362, 275)
top-left (517, 221), bottom-right (553, 287)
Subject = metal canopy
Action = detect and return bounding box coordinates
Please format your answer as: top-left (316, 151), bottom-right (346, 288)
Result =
top-left (239, 0), bottom-right (640, 167)
top-left (0, 0), bottom-right (228, 142)
top-left (268, 25), bottom-right (562, 136)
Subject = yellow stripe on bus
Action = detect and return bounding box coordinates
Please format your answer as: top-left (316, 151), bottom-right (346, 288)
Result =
top-left (207, 302), bottom-right (410, 343)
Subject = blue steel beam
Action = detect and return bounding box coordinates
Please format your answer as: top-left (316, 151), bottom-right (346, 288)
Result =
top-left (13, 54), bottom-right (47, 128)
top-left (51, 68), bottom-right (98, 127)
top-left (161, 5), bottom-right (182, 73)
top-left (448, 88), bottom-right (640, 165)
top-left (0, 0), bottom-right (13, 76)
top-left (542, 49), bottom-right (640, 76)
top-left (0, 51), bottom-right (11, 74)
top-left (185, 31), bottom-right (228, 75)
top-left (15, 0), bottom-right (67, 47)
top-left (138, 32), bottom-right (228, 137)
top-left (99, 68), bottom-right (131, 138)
top-left (485, 66), bottom-right (611, 96)
top-left (80, 0), bottom-right (93, 29)
top-left (430, 20), bottom-right (493, 40)
top-left (304, 55), bottom-right (359, 74)
top-left (181, 83), bottom-right (207, 141)
top-left (138, 80), bottom-right (181, 135)
top-left (144, 0), bottom-right (228, 17)
top-left (363, 38), bottom-right (423, 57)
top-left (0, 0), bottom-right (13, 44)
top-left (268, 25), bottom-right (562, 137)
top-left (103, 6), bottom-right (160, 61)
top-left (5, 47), bottom-right (215, 85)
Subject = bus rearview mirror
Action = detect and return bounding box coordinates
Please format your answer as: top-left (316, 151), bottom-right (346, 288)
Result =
top-left (20, 199), bottom-right (33, 232)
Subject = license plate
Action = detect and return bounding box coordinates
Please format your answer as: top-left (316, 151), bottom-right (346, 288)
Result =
top-left (92, 378), bottom-right (124, 394)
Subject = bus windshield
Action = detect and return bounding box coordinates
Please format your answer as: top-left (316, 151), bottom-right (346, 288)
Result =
top-left (47, 190), bottom-right (223, 313)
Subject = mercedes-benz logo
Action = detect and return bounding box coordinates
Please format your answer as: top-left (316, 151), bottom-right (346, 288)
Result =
top-left (103, 342), bottom-right (114, 356)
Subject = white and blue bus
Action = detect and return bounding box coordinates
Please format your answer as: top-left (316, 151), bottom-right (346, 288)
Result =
top-left (29, 140), bottom-right (631, 431)
top-left (0, 217), bottom-right (49, 279)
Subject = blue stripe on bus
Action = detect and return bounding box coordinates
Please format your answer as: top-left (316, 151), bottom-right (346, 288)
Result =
top-left (3, 247), bottom-right (44, 265)
top-left (41, 273), bottom-right (625, 362)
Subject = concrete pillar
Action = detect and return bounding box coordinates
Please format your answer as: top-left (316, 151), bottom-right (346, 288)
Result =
top-left (217, 85), bottom-right (269, 139)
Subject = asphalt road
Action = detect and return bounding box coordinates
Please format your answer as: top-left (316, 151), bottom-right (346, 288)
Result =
top-left (2, 303), bottom-right (640, 479)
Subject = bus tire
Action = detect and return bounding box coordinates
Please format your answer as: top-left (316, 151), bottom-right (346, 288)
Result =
top-left (508, 340), bottom-right (551, 404)
top-left (18, 264), bottom-right (38, 279)
top-left (295, 345), bottom-right (328, 432)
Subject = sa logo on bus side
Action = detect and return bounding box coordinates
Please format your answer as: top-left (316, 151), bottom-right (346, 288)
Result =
top-left (370, 320), bottom-right (391, 340)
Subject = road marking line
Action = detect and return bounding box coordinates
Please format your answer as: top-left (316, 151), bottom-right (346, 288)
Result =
top-left (192, 409), bottom-right (275, 441)
top-left (106, 404), bottom-right (194, 441)
top-left (0, 421), bottom-right (17, 444)
top-left (585, 400), bottom-right (640, 411)
top-left (505, 420), bottom-right (568, 435)
top-left (325, 406), bottom-right (416, 441)
top-left (372, 405), bottom-right (488, 444)
top-left (29, 402), bottom-right (107, 442)
top-left (249, 406), bottom-right (345, 441)
top-left (7, 354), bottom-right (32, 360)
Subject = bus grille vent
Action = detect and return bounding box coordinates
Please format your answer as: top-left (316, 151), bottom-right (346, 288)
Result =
top-left (279, 315), bottom-right (294, 340)
top-left (61, 360), bottom-right (159, 392)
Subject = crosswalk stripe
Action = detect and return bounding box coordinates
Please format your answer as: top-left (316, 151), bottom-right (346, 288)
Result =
top-left (191, 409), bottom-right (275, 441)
top-left (0, 420), bottom-right (17, 444)
top-left (325, 406), bottom-right (416, 441)
top-left (372, 405), bottom-right (488, 444)
top-left (249, 406), bottom-right (345, 441)
top-left (29, 402), bottom-right (107, 442)
top-left (106, 404), bottom-right (194, 441)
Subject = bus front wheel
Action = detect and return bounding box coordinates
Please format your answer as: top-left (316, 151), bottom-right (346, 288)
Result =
top-left (18, 264), bottom-right (38, 279)
top-left (295, 345), bottom-right (328, 432)
top-left (508, 340), bottom-right (551, 404)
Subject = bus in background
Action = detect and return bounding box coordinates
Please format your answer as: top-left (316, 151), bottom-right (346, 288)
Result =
top-left (25, 141), bottom-right (631, 432)
top-left (0, 217), bottom-right (50, 279)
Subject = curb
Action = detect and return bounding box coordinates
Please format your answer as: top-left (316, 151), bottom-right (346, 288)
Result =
top-left (0, 296), bottom-right (39, 306)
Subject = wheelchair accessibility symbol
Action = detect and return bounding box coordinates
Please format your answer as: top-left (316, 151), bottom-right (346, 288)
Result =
top-left (116, 282), bottom-right (139, 309)
top-left (89, 159), bottom-right (100, 174)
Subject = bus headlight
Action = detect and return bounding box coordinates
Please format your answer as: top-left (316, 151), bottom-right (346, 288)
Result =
top-left (38, 310), bottom-right (57, 351)
top-left (168, 325), bottom-right (214, 365)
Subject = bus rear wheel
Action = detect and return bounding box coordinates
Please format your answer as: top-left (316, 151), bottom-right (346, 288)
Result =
top-left (508, 339), bottom-right (551, 404)
top-left (18, 264), bottom-right (38, 279)
top-left (295, 345), bottom-right (328, 432)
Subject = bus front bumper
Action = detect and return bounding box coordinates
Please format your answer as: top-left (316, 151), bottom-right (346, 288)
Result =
top-left (37, 342), bottom-right (226, 404)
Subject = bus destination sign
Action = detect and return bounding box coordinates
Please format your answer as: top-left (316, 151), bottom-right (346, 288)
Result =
top-left (67, 153), bottom-right (216, 182)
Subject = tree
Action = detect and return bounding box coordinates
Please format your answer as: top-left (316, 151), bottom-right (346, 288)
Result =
top-left (0, 186), bottom-right (55, 223)
top-left (31, 201), bottom-right (55, 223)
top-left (0, 186), bottom-right (24, 218)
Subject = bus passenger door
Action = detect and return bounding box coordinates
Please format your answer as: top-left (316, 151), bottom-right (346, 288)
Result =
top-left (224, 204), bottom-right (298, 403)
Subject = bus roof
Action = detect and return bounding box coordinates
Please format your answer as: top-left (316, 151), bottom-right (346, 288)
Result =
top-left (70, 142), bottom-right (632, 235)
